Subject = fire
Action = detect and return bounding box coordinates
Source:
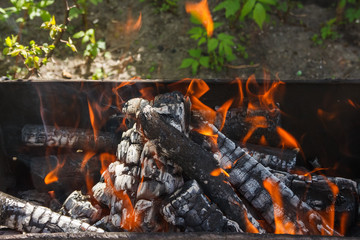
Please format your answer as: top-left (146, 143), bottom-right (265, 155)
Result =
top-left (44, 157), bottom-right (65, 184)
top-left (102, 170), bottom-right (140, 230)
top-left (234, 77), bottom-right (244, 107)
top-left (210, 168), bottom-right (229, 177)
top-left (185, 0), bottom-right (214, 36)
top-left (125, 12), bottom-right (142, 36)
top-left (263, 177), bottom-right (297, 234)
top-left (319, 179), bottom-right (339, 236)
top-left (347, 99), bottom-right (360, 109)
top-left (276, 127), bottom-right (301, 150)
top-left (243, 116), bottom-right (268, 143)
top-left (99, 153), bottom-right (117, 174)
top-left (216, 98), bottom-right (234, 131)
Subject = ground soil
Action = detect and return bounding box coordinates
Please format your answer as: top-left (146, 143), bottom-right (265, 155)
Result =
top-left (0, 0), bottom-right (359, 81)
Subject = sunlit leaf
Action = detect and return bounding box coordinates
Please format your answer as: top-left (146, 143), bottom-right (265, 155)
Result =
top-left (179, 58), bottom-right (195, 69)
top-left (253, 3), bottom-right (266, 29)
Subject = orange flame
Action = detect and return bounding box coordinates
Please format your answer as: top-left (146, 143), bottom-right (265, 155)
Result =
top-left (276, 127), bottom-right (301, 150)
top-left (44, 157), bottom-right (65, 184)
top-left (185, 0), bottom-right (214, 36)
top-left (319, 179), bottom-right (339, 235)
top-left (217, 98), bottom-right (234, 131)
top-left (210, 168), bottom-right (229, 177)
top-left (263, 178), bottom-right (297, 234)
top-left (242, 116), bottom-right (268, 143)
top-left (102, 170), bottom-right (140, 230)
top-left (317, 109), bottom-right (337, 121)
top-left (338, 212), bottom-right (349, 235)
top-left (259, 135), bottom-right (268, 145)
top-left (348, 99), bottom-right (360, 109)
top-left (125, 12), bottom-right (142, 35)
top-left (234, 77), bottom-right (244, 107)
top-left (99, 153), bottom-right (117, 174)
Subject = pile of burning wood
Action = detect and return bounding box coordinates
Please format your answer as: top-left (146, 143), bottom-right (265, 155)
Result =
top-left (0, 88), bottom-right (359, 236)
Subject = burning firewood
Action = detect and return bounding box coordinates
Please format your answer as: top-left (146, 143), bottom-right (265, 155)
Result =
top-left (271, 169), bottom-right (359, 232)
top-left (139, 103), bottom-right (264, 233)
top-left (0, 191), bottom-right (104, 233)
top-left (91, 92), bottom-right (187, 232)
top-left (22, 124), bottom-right (117, 152)
top-left (162, 180), bottom-right (241, 232)
top-left (61, 191), bottom-right (102, 224)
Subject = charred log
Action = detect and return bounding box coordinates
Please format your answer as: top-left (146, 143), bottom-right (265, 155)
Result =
top-left (162, 180), bottom-right (241, 232)
top-left (22, 125), bottom-right (117, 152)
top-left (61, 191), bottom-right (102, 224)
top-left (214, 107), bottom-right (281, 146)
top-left (139, 105), bottom-right (264, 233)
top-left (271, 169), bottom-right (359, 233)
top-left (208, 125), bottom-right (339, 235)
top-left (0, 191), bottom-right (104, 233)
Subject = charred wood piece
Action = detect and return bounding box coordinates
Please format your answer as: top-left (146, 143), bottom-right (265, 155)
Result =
top-left (271, 169), bottom-right (359, 232)
top-left (139, 105), bottom-right (264, 233)
top-left (214, 107), bottom-right (281, 145)
top-left (28, 154), bottom-right (101, 195)
top-left (0, 191), bottom-right (104, 233)
top-left (209, 125), bottom-right (339, 235)
top-left (22, 125), bottom-right (117, 152)
top-left (162, 180), bottom-right (241, 232)
top-left (240, 143), bottom-right (298, 172)
top-left (61, 191), bottom-right (102, 224)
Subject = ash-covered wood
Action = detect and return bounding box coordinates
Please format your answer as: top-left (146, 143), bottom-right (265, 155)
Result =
top-left (162, 180), bottom-right (241, 232)
top-left (240, 143), bottom-right (298, 172)
top-left (61, 191), bottom-right (102, 224)
top-left (208, 125), bottom-right (339, 235)
top-left (91, 92), bottom-right (187, 232)
top-left (22, 125), bottom-right (117, 152)
top-left (0, 191), bottom-right (104, 233)
top-left (271, 169), bottom-right (359, 232)
top-left (139, 105), bottom-right (264, 233)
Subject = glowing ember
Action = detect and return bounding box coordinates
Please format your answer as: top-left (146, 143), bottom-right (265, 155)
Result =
top-left (210, 168), bottom-right (229, 177)
top-left (185, 0), bottom-right (214, 36)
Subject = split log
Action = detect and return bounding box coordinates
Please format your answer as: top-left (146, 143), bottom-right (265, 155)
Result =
top-left (240, 143), bottom-right (298, 172)
top-left (162, 180), bottom-right (241, 232)
top-left (209, 125), bottom-right (340, 235)
top-left (139, 105), bottom-right (264, 233)
top-left (270, 169), bottom-right (358, 233)
top-left (61, 191), bottom-right (102, 224)
top-left (22, 125), bottom-right (117, 152)
top-left (0, 191), bottom-right (104, 233)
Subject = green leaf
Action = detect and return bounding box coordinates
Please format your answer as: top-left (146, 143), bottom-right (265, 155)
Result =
top-left (69, 7), bottom-right (82, 20)
top-left (191, 61), bottom-right (199, 75)
top-left (207, 38), bottom-right (219, 52)
top-left (73, 31), bottom-right (85, 39)
top-left (179, 58), bottom-right (195, 69)
top-left (190, 15), bottom-right (201, 24)
top-left (40, 9), bottom-right (51, 21)
top-left (199, 56), bottom-right (209, 68)
top-left (253, 3), bottom-right (266, 29)
top-left (240, 0), bottom-right (255, 20)
top-left (258, 0), bottom-right (277, 6)
top-left (198, 37), bottom-right (206, 46)
top-left (218, 33), bottom-right (234, 41)
top-left (188, 48), bottom-right (201, 58)
top-left (214, 0), bottom-right (240, 18)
